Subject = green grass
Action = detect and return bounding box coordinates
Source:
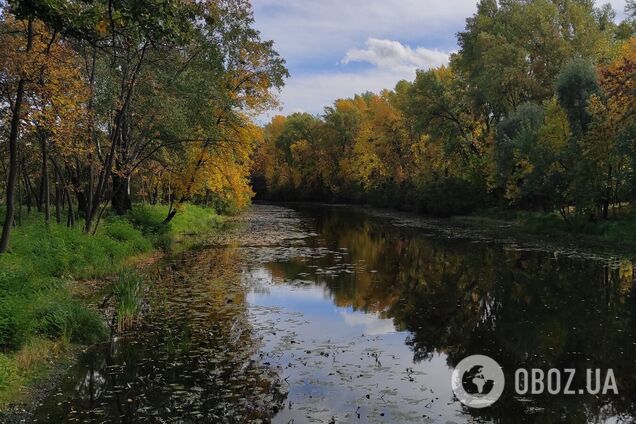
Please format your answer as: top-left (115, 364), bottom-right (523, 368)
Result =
top-left (113, 271), bottom-right (144, 332)
top-left (522, 213), bottom-right (636, 243)
top-left (127, 203), bottom-right (223, 250)
top-left (468, 205), bottom-right (636, 244)
top-left (0, 203), bottom-right (222, 408)
top-left (0, 215), bottom-right (152, 352)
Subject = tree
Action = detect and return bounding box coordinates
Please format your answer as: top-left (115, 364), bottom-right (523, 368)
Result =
top-left (0, 16), bottom-right (33, 253)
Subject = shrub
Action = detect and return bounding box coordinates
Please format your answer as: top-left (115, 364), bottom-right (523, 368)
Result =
top-left (103, 218), bottom-right (153, 253)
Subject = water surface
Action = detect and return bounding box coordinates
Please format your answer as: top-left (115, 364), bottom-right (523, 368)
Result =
top-left (32, 204), bottom-right (636, 423)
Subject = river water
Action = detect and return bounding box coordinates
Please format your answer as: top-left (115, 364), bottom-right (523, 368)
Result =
top-left (31, 204), bottom-right (636, 423)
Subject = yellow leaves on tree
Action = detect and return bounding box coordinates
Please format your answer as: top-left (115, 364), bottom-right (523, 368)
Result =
top-left (0, 17), bottom-right (89, 160)
top-left (170, 117), bottom-right (262, 210)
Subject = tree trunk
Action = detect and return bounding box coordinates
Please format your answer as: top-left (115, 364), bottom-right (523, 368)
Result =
top-left (70, 171), bottom-right (88, 217)
top-left (22, 171), bottom-right (32, 213)
top-left (55, 169), bottom-right (62, 223)
top-left (40, 135), bottom-right (50, 223)
top-left (602, 165), bottom-right (612, 220)
top-left (66, 187), bottom-right (75, 227)
top-left (17, 169), bottom-right (23, 227)
top-left (163, 207), bottom-right (178, 224)
top-left (0, 20), bottom-right (33, 254)
top-left (111, 173), bottom-right (132, 215)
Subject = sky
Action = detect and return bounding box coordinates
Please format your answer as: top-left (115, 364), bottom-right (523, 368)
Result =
top-left (252, 0), bottom-right (628, 120)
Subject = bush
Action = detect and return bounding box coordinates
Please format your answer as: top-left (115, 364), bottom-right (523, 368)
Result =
top-left (0, 204), bottom-right (219, 353)
top-left (103, 218), bottom-right (153, 253)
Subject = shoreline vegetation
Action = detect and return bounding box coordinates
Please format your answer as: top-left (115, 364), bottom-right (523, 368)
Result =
top-left (0, 204), bottom-right (222, 411)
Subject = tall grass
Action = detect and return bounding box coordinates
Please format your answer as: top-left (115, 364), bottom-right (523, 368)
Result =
top-left (0, 212), bottom-right (154, 351)
top-left (113, 271), bottom-right (144, 332)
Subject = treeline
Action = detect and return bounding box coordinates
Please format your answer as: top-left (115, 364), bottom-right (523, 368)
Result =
top-left (254, 0), bottom-right (636, 220)
top-left (0, 0), bottom-right (287, 252)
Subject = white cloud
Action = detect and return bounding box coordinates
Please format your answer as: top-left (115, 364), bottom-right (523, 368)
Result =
top-left (259, 67), bottom-right (418, 120)
top-left (343, 38), bottom-right (449, 72)
top-left (252, 0), bottom-right (478, 61)
top-left (340, 310), bottom-right (396, 335)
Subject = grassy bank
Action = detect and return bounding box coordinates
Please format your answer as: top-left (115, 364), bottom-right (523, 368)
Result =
top-left (0, 204), bottom-right (221, 408)
top-left (468, 207), bottom-right (636, 244)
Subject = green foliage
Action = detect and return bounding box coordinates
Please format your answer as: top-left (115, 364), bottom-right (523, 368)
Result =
top-left (523, 212), bottom-right (636, 243)
top-left (556, 58), bottom-right (600, 135)
top-left (114, 271), bottom-right (143, 333)
top-left (0, 212), bottom-right (153, 351)
top-left (127, 204), bottom-right (221, 250)
top-left (0, 204), bottom-right (221, 353)
top-left (34, 299), bottom-right (106, 344)
top-left (103, 218), bottom-right (153, 253)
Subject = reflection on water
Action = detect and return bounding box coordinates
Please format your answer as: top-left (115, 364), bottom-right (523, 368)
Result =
top-left (247, 205), bottom-right (636, 423)
top-left (32, 205), bottom-right (636, 423)
top-left (32, 248), bottom-right (286, 423)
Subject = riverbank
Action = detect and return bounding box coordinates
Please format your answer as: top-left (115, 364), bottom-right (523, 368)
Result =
top-left (0, 204), bottom-right (223, 414)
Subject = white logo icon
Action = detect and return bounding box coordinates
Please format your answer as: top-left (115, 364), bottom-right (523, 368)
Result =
top-left (451, 355), bottom-right (505, 408)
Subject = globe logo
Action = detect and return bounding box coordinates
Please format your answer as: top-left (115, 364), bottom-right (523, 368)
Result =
top-left (451, 355), bottom-right (505, 408)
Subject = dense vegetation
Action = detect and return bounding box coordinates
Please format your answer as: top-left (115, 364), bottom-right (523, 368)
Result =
top-left (0, 0), bottom-right (287, 253)
top-left (254, 0), bottom-right (636, 224)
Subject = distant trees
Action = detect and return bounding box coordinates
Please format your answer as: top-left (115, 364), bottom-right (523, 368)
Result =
top-left (254, 0), bottom-right (636, 219)
top-left (0, 0), bottom-right (287, 252)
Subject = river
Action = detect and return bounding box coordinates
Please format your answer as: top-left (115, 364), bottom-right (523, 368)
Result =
top-left (31, 204), bottom-right (636, 423)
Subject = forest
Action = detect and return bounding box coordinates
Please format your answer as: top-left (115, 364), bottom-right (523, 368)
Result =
top-left (254, 0), bottom-right (636, 225)
top-left (0, 0), bottom-right (287, 252)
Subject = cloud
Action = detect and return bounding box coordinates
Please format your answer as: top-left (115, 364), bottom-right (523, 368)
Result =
top-left (343, 38), bottom-right (449, 72)
top-left (259, 67), bottom-right (417, 120)
top-left (253, 0), bottom-right (477, 64)
top-left (340, 310), bottom-right (396, 335)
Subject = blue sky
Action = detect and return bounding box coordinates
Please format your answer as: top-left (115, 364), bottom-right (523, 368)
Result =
top-left (252, 0), bottom-right (628, 119)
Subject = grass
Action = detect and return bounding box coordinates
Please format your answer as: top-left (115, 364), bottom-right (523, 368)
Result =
top-left (113, 271), bottom-right (144, 333)
top-left (523, 213), bottom-right (636, 243)
top-left (469, 206), bottom-right (636, 244)
top-left (0, 338), bottom-right (68, 407)
top-left (127, 203), bottom-right (223, 251)
top-left (0, 203), bottom-right (222, 410)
